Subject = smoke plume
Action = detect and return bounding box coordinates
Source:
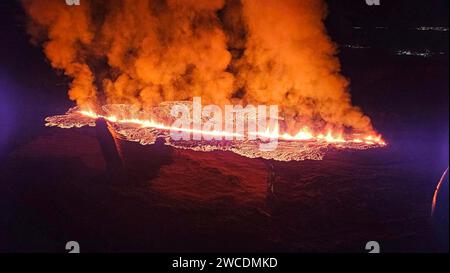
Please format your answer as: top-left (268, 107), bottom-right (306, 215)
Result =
top-left (22, 0), bottom-right (375, 134)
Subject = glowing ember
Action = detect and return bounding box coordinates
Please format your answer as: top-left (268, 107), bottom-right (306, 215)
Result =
top-left (45, 103), bottom-right (386, 162)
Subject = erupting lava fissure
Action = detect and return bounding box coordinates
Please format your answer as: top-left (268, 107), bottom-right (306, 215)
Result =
top-left (45, 103), bottom-right (385, 161)
top-left (24, 0), bottom-right (387, 159)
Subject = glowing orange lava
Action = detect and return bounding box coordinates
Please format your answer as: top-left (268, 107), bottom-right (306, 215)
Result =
top-left (77, 109), bottom-right (386, 146)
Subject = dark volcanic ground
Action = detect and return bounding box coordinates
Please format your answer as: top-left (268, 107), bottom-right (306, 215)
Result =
top-left (0, 1), bottom-right (448, 252)
top-left (0, 122), bottom-right (447, 252)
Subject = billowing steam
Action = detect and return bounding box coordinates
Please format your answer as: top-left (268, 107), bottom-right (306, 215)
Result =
top-left (23, 0), bottom-right (98, 108)
top-left (22, 0), bottom-right (375, 134)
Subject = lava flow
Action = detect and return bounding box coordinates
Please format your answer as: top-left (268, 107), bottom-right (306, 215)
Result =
top-left (76, 109), bottom-right (385, 145)
top-left (45, 103), bottom-right (386, 162)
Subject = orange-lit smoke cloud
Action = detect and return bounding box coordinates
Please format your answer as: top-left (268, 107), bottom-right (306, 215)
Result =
top-left (22, 0), bottom-right (375, 134)
top-left (23, 0), bottom-right (97, 108)
top-left (235, 0), bottom-right (373, 133)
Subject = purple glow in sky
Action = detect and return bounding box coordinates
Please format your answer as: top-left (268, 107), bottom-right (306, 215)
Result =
top-left (0, 75), bottom-right (16, 156)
